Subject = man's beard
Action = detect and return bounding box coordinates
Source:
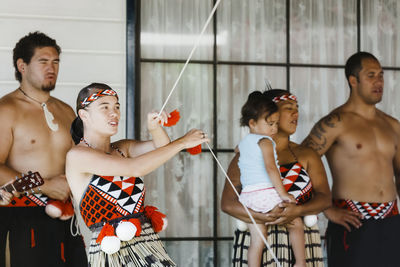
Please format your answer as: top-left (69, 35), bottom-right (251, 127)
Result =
top-left (41, 83), bottom-right (55, 92)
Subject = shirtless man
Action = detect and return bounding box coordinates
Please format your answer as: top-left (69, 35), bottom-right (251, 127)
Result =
top-left (0, 32), bottom-right (87, 266)
top-left (302, 52), bottom-right (400, 267)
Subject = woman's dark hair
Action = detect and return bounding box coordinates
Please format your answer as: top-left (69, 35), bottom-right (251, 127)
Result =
top-left (240, 91), bottom-right (279, 127)
top-left (262, 89), bottom-right (290, 100)
top-left (13, 31), bottom-right (61, 82)
top-left (70, 83), bottom-right (114, 144)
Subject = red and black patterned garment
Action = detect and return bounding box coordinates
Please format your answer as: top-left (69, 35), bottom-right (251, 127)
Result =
top-left (233, 161), bottom-right (324, 267)
top-left (327, 199), bottom-right (400, 266)
top-left (280, 162), bottom-right (313, 204)
top-left (0, 189), bottom-right (87, 266)
top-left (81, 173), bottom-right (176, 267)
top-left (5, 193), bottom-right (48, 207)
top-left (333, 199), bottom-right (399, 220)
top-left (80, 174), bottom-right (145, 229)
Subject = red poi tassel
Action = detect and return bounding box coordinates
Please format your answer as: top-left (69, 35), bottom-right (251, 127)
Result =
top-left (46, 199), bottom-right (74, 220)
top-left (187, 144), bottom-right (202, 155)
top-left (163, 109), bottom-right (180, 127)
top-left (161, 109), bottom-right (202, 155)
top-left (62, 199), bottom-right (74, 218)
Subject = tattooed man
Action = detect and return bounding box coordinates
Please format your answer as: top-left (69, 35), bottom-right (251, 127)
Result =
top-left (302, 52), bottom-right (400, 267)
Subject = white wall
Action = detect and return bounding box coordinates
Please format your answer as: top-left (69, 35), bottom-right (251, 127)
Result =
top-left (0, 0), bottom-right (127, 251)
top-left (0, 0), bottom-right (127, 140)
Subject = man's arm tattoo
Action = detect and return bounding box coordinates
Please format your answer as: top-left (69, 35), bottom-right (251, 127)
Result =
top-left (303, 113), bottom-right (341, 153)
top-left (323, 113), bottom-right (341, 128)
top-left (303, 135), bottom-right (326, 153)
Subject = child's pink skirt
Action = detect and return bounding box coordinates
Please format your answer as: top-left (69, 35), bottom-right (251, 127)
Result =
top-left (239, 183), bottom-right (282, 213)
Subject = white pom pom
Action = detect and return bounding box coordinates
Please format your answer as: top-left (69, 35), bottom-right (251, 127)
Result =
top-left (45, 204), bottom-right (62, 218)
top-left (160, 217), bottom-right (168, 232)
top-left (235, 219), bottom-right (248, 231)
top-left (304, 215), bottom-right (318, 227)
top-left (115, 221), bottom-right (137, 241)
top-left (100, 236), bottom-right (121, 254)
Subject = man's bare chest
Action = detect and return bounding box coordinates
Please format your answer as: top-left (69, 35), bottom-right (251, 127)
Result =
top-left (12, 109), bottom-right (72, 152)
top-left (338, 119), bottom-right (396, 155)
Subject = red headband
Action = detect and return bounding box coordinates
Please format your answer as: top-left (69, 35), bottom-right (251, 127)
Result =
top-left (272, 94), bottom-right (297, 103)
top-left (81, 89), bottom-right (118, 108)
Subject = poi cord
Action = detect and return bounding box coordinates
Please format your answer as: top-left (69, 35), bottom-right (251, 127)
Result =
top-left (156, 1), bottom-right (281, 265)
top-left (206, 143), bottom-right (281, 267)
top-left (157, 0), bottom-right (222, 117)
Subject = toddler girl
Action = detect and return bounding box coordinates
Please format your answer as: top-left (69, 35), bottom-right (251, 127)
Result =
top-left (238, 91), bottom-right (306, 267)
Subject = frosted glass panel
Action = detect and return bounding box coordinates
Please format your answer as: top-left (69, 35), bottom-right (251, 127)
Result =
top-left (217, 241), bottom-right (234, 266)
top-left (165, 240), bottom-right (235, 266)
top-left (141, 62), bottom-right (213, 145)
top-left (361, 0), bottom-right (400, 66)
top-left (290, 0), bottom-right (357, 64)
top-left (217, 65), bottom-right (286, 149)
top-left (165, 241), bottom-right (213, 266)
top-left (144, 153), bottom-right (213, 237)
top-left (218, 0), bottom-right (286, 63)
top-left (217, 152), bottom-right (236, 237)
top-left (290, 67), bottom-right (348, 143)
top-left (141, 62), bottom-right (214, 238)
top-left (377, 70), bottom-right (400, 119)
top-left (141, 0), bottom-right (213, 60)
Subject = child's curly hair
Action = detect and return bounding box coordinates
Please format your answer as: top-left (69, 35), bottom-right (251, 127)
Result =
top-left (240, 91), bottom-right (278, 127)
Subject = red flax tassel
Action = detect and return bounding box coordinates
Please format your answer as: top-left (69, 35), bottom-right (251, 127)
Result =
top-left (187, 144), bottom-right (202, 155)
top-left (163, 109), bottom-right (180, 127)
top-left (60, 242), bottom-right (66, 262)
top-left (144, 206), bottom-right (166, 232)
top-left (31, 228), bottom-right (35, 248)
top-left (128, 218), bottom-right (142, 237)
top-left (96, 223), bottom-right (115, 244)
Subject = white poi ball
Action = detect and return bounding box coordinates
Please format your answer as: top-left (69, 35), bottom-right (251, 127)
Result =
top-left (116, 221), bottom-right (137, 241)
top-left (236, 219), bottom-right (248, 231)
top-left (100, 236), bottom-right (121, 254)
top-left (45, 204), bottom-right (62, 218)
top-left (304, 215), bottom-right (318, 227)
top-left (161, 217), bottom-right (168, 232)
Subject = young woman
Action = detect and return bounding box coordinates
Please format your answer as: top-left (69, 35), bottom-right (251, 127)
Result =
top-left (221, 89), bottom-right (331, 266)
top-left (66, 83), bottom-right (209, 267)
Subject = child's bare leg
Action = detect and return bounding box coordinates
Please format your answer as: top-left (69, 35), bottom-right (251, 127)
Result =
top-left (286, 217), bottom-right (306, 267)
top-left (247, 223), bottom-right (267, 267)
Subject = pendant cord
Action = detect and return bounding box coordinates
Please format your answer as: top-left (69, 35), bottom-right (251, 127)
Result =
top-left (287, 142), bottom-right (298, 162)
top-left (19, 87), bottom-right (49, 105)
top-left (19, 88), bottom-right (59, 131)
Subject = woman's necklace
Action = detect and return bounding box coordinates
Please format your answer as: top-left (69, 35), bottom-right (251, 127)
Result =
top-left (81, 138), bottom-right (112, 154)
top-left (287, 142), bottom-right (298, 162)
top-left (19, 88), bottom-right (59, 131)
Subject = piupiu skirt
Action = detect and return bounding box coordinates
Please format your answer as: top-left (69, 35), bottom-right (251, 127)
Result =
top-left (88, 217), bottom-right (175, 267)
top-left (232, 224), bottom-right (324, 267)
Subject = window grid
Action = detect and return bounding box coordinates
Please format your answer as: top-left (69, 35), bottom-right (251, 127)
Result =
top-left (127, 0), bottom-right (399, 265)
